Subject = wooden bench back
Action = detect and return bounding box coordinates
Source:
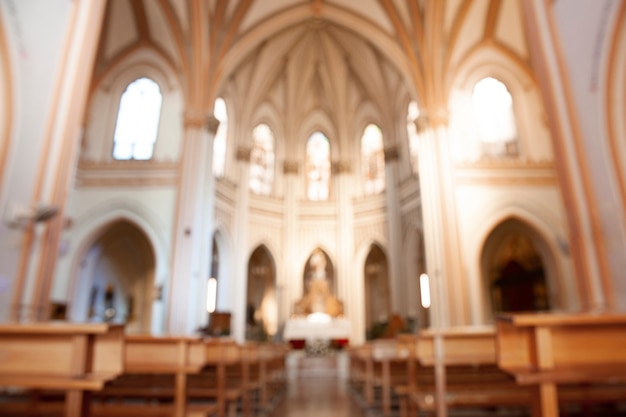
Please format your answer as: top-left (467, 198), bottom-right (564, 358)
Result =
top-left (0, 322), bottom-right (124, 383)
top-left (124, 334), bottom-right (205, 373)
top-left (416, 326), bottom-right (496, 366)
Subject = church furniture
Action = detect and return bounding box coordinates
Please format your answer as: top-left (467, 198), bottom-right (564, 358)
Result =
top-left (496, 312), bottom-right (626, 417)
top-left (283, 316), bottom-right (351, 350)
top-left (405, 326), bottom-right (531, 416)
top-left (347, 337), bottom-right (414, 417)
top-left (188, 338), bottom-right (245, 417)
top-left (257, 342), bottom-right (288, 410)
top-left (94, 334), bottom-right (218, 417)
top-left (0, 321), bottom-right (124, 417)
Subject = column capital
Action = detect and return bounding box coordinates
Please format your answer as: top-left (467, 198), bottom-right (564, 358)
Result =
top-left (183, 109), bottom-right (206, 129)
top-left (206, 115), bottom-right (220, 136)
top-left (236, 145), bottom-right (251, 162)
top-left (283, 160), bottom-right (299, 174)
top-left (183, 110), bottom-right (220, 135)
top-left (332, 160), bottom-right (352, 174)
top-left (413, 109), bottom-right (449, 133)
top-left (384, 145), bottom-right (399, 162)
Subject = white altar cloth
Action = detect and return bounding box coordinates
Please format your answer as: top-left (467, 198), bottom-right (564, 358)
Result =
top-left (283, 317), bottom-right (351, 340)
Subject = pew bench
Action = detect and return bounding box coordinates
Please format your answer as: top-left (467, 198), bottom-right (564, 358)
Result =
top-left (497, 312), bottom-right (626, 417)
top-left (0, 322), bottom-right (124, 417)
top-left (401, 326), bottom-right (530, 417)
top-left (95, 334), bottom-right (219, 417)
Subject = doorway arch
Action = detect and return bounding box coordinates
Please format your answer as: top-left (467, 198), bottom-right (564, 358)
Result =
top-left (246, 245), bottom-right (277, 340)
top-left (481, 218), bottom-right (552, 317)
top-left (74, 219), bottom-right (155, 333)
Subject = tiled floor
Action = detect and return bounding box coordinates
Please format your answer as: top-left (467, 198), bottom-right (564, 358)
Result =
top-left (269, 375), bottom-right (365, 417)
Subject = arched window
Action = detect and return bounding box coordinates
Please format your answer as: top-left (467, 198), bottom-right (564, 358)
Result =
top-left (306, 131), bottom-right (331, 201)
top-left (112, 78), bottom-right (162, 160)
top-left (249, 124), bottom-right (275, 195)
top-left (406, 101), bottom-right (420, 173)
top-left (213, 97), bottom-right (227, 177)
top-left (472, 77), bottom-right (519, 157)
top-left (361, 123), bottom-right (385, 195)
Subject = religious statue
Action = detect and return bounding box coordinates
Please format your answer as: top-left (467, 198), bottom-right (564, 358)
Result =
top-left (294, 248), bottom-right (344, 317)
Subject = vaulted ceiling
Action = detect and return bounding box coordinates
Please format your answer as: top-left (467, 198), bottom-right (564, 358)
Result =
top-left (92, 0), bottom-right (531, 118)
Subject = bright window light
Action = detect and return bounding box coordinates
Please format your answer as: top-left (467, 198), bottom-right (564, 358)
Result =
top-left (206, 277), bottom-right (217, 313)
top-left (420, 273), bottom-right (431, 309)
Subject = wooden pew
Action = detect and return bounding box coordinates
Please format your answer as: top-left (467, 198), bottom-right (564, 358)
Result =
top-left (404, 326), bottom-right (531, 416)
top-left (94, 334), bottom-right (217, 417)
top-left (256, 342), bottom-right (288, 410)
top-left (346, 337), bottom-right (415, 417)
top-left (496, 312), bottom-right (626, 417)
top-left (188, 338), bottom-right (244, 417)
top-left (0, 322), bottom-right (124, 417)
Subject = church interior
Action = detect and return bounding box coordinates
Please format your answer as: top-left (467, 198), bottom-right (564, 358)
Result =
top-left (1, 1), bottom-right (626, 416)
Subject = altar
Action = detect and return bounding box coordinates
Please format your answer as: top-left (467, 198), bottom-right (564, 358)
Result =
top-left (283, 316), bottom-right (351, 341)
top-left (285, 248), bottom-right (350, 350)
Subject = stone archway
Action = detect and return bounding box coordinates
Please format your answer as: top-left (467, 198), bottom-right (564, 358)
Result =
top-left (482, 219), bottom-right (551, 316)
top-left (77, 219), bottom-right (155, 333)
top-left (246, 245), bottom-right (277, 340)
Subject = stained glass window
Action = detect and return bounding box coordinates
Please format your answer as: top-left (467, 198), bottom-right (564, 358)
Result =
top-left (213, 97), bottom-right (228, 176)
top-left (112, 78), bottom-right (162, 160)
top-left (361, 124), bottom-right (385, 194)
top-left (472, 77), bottom-right (519, 157)
top-left (306, 132), bottom-right (331, 201)
top-left (406, 101), bottom-right (420, 173)
top-left (249, 124), bottom-right (275, 195)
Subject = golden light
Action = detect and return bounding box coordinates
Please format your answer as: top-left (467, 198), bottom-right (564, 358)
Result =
top-left (420, 273), bottom-right (431, 309)
top-left (206, 277), bottom-right (217, 313)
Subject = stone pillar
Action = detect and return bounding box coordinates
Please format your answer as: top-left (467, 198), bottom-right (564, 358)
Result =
top-left (282, 160), bottom-right (299, 325)
top-left (10, 0), bottom-right (106, 321)
top-left (231, 145), bottom-right (251, 342)
top-left (194, 116), bottom-right (219, 329)
top-left (416, 114), bottom-right (466, 328)
top-left (521, 0), bottom-right (626, 311)
top-left (383, 145), bottom-right (403, 316)
top-left (168, 112), bottom-right (218, 334)
top-left (332, 160), bottom-right (356, 340)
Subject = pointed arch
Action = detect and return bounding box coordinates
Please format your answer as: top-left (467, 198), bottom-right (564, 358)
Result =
top-left (246, 244), bottom-right (277, 339)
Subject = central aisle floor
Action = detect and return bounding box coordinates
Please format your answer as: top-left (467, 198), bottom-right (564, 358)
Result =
top-left (269, 374), bottom-right (366, 417)
top-left (269, 352), bottom-right (365, 417)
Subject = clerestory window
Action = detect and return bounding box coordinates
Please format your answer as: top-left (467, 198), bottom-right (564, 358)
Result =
top-left (112, 77), bottom-right (162, 160)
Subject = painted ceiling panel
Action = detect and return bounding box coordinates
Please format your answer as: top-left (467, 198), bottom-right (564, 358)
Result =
top-left (144, 1), bottom-right (180, 67)
top-left (495, 0), bottom-right (528, 61)
top-left (104, 0), bottom-right (139, 62)
top-left (328, 0), bottom-right (394, 34)
top-left (448, 0), bottom-right (489, 73)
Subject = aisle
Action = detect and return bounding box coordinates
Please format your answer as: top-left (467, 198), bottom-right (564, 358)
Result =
top-left (267, 352), bottom-right (364, 417)
top-left (269, 374), bottom-right (365, 417)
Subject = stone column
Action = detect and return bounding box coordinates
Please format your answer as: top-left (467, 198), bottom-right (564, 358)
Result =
top-left (416, 114), bottom-right (466, 328)
top-left (332, 160), bottom-right (356, 340)
top-left (281, 160), bottom-right (299, 325)
top-left (383, 145), bottom-right (403, 316)
top-left (10, 0), bottom-right (107, 321)
top-left (231, 145), bottom-right (251, 342)
top-left (168, 112), bottom-right (218, 334)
